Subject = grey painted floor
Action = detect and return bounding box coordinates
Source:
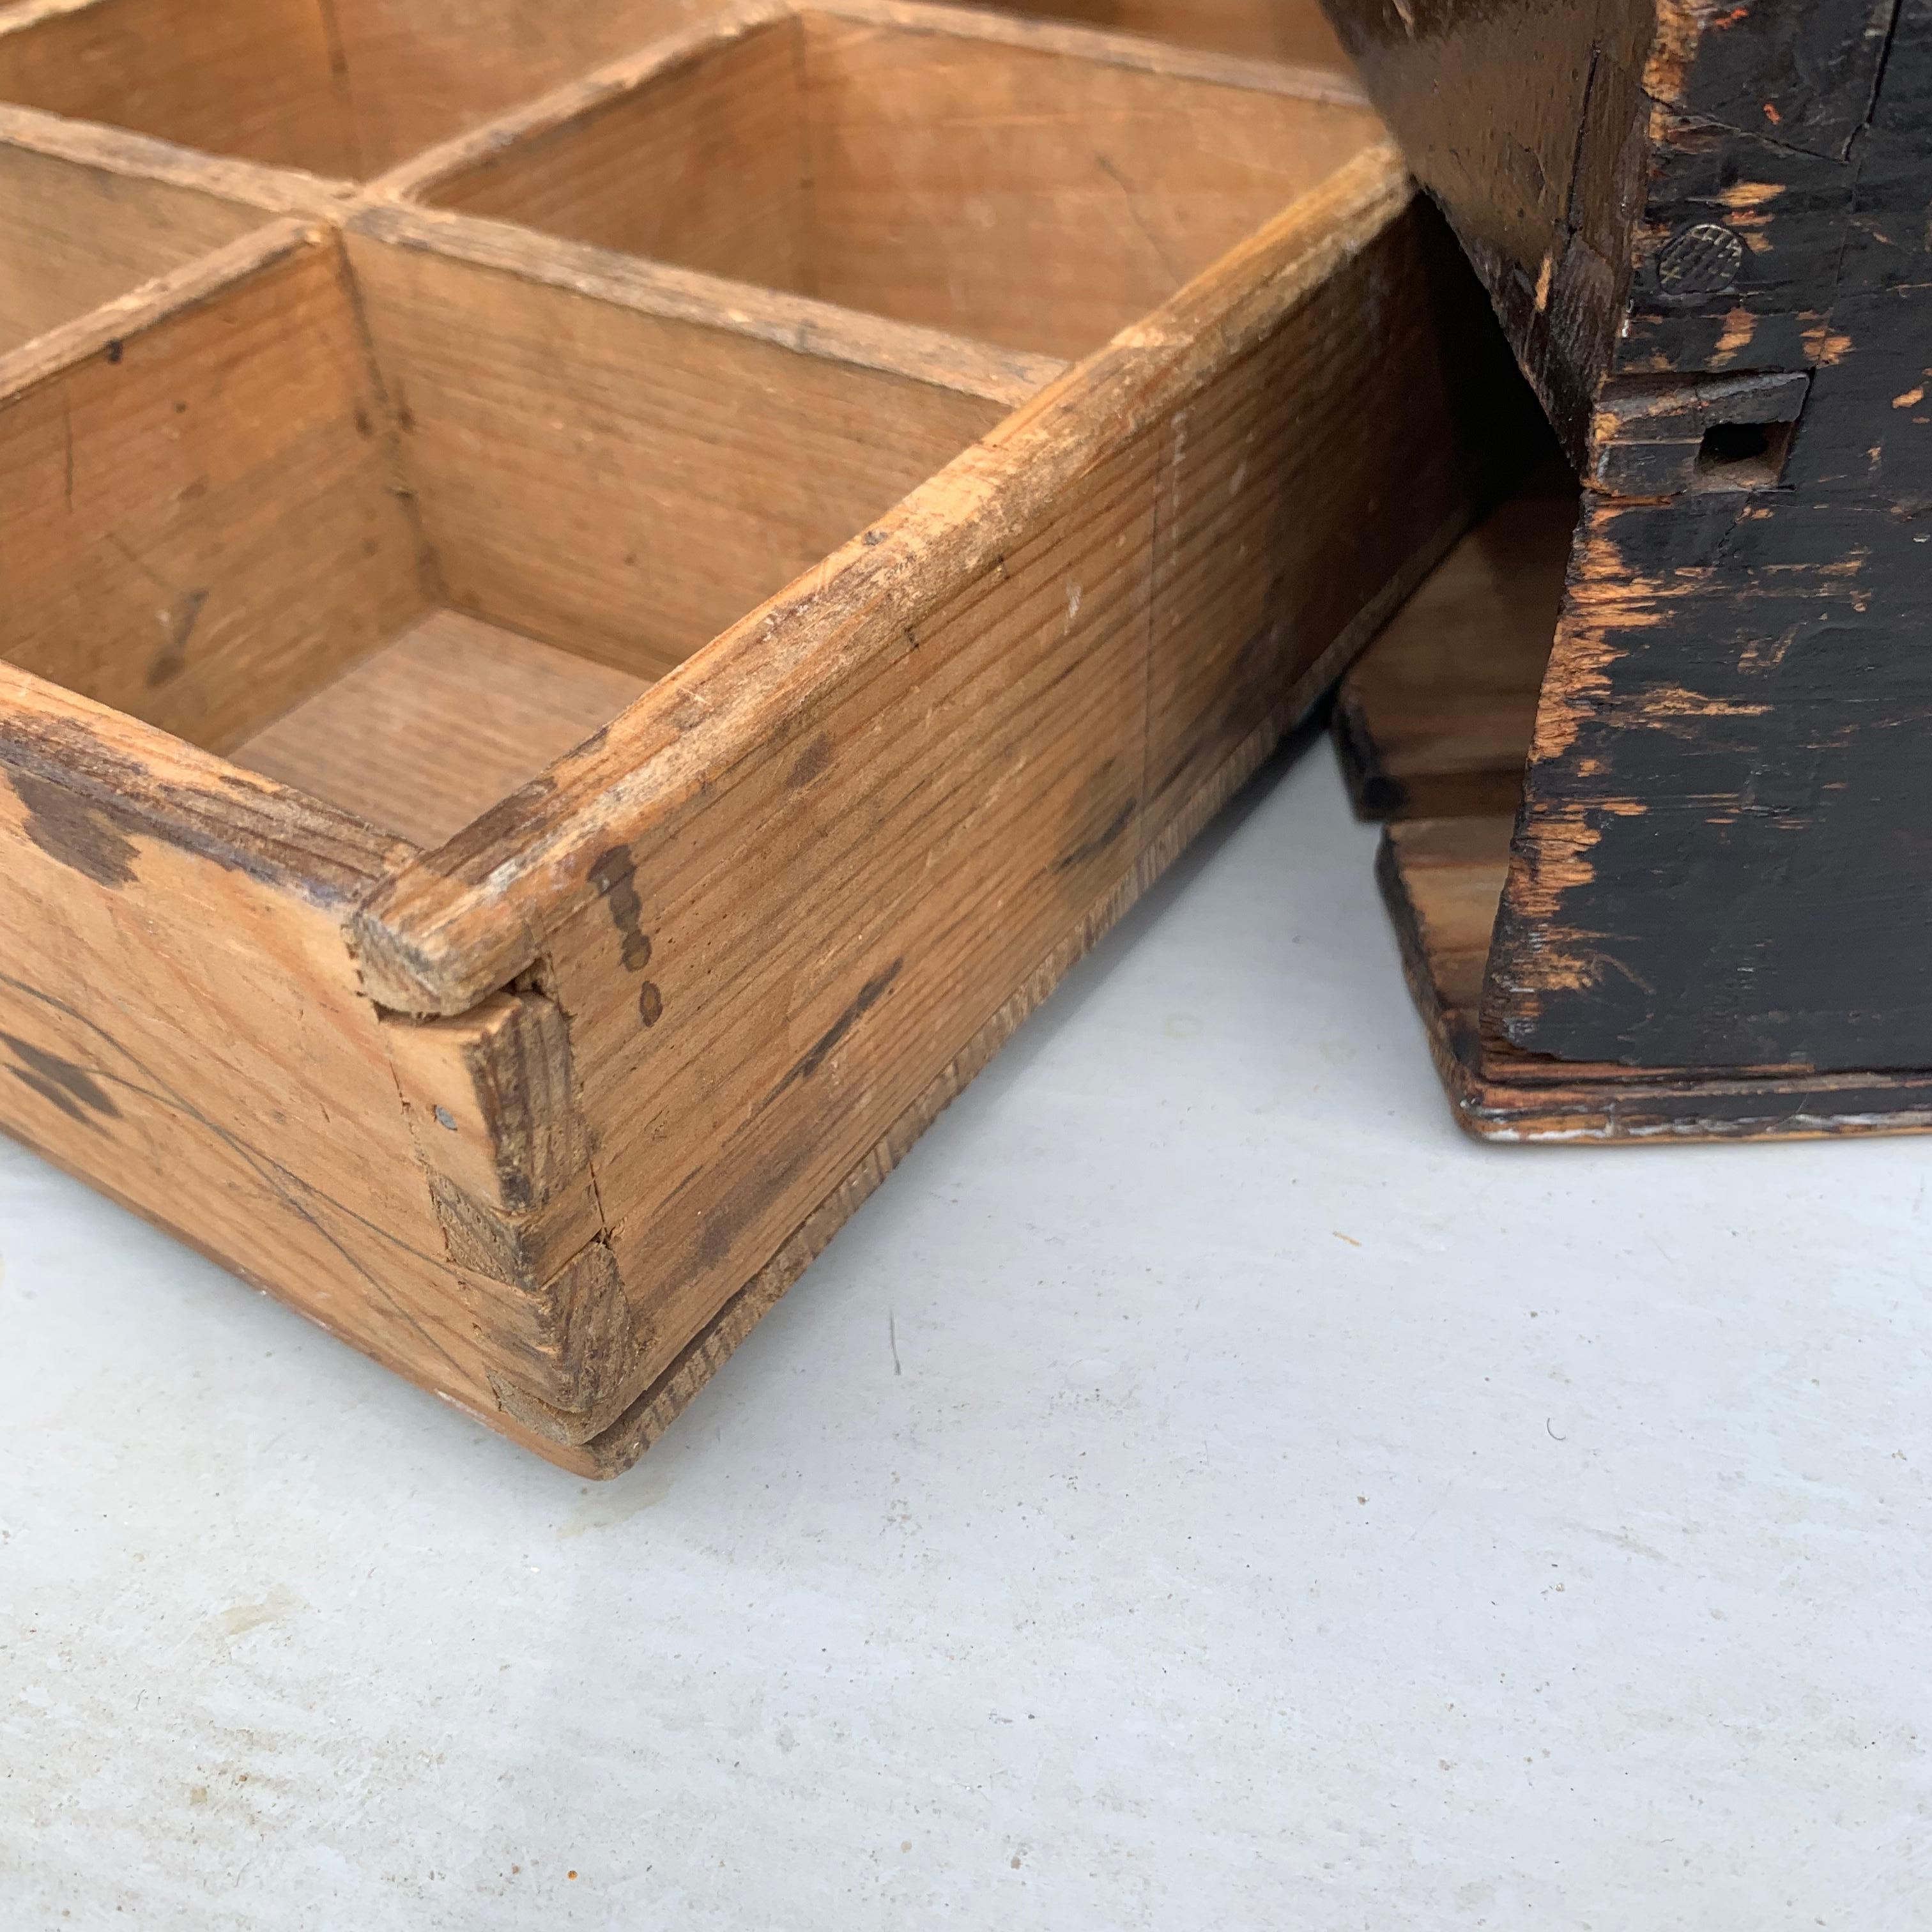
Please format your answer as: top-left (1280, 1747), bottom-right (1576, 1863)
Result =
top-left (3, 744), bottom-right (1927, 1930)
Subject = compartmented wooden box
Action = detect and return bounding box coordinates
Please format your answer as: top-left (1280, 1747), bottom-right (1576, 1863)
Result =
top-left (0, 0), bottom-right (1525, 1469)
top-left (1322, 0), bottom-right (1932, 1144)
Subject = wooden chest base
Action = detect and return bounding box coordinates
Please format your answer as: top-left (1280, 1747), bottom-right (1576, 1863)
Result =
top-left (1344, 477), bottom-right (1932, 1146)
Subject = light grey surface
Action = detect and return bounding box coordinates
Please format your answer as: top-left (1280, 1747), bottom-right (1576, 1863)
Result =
top-left (3, 746), bottom-right (1927, 1931)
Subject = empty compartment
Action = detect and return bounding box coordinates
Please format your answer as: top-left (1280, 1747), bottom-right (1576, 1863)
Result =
top-left (412, 7), bottom-right (1381, 362)
top-left (0, 222), bottom-right (1012, 846)
top-left (0, 0), bottom-right (709, 178)
top-left (0, 126), bottom-right (271, 354)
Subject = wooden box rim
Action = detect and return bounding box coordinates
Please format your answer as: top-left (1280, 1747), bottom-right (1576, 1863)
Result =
top-left (2, 0), bottom-right (1403, 1022)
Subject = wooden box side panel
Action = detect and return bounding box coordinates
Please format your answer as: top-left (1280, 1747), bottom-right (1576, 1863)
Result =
top-left (1144, 200), bottom-right (1542, 835)
top-left (544, 411), bottom-right (1160, 1411)
top-left (0, 672), bottom-right (509, 1422)
top-left (0, 135), bottom-right (270, 353)
top-left (0, 227), bottom-right (427, 756)
top-left (509, 169), bottom-right (1522, 1446)
top-left (344, 218), bottom-right (1016, 682)
top-left (329, 0), bottom-right (723, 176)
top-left (407, 10), bottom-right (812, 292)
top-left (0, 0), bottom-right (358, 176)
top-left (798, 10), bottom-right (1381, 360)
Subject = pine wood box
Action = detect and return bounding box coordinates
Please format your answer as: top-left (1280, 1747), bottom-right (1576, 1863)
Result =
top-left (0, 0), bottom-right (1521, 1471)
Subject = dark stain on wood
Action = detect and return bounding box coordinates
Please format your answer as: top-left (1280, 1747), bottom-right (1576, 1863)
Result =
top-left (10, 769), bottom-right (139, 889)
top-left (767, 959), bottom-right (905, 1106)
top-left (1, 1032), bottom-right (122, 1127)
top-left (588, 845), bottom-right (653, 973)
top-left (786, 731), bottom-right (833, 790)
top-left (1054, 797), bottom-right (1137, 875)
top-left (145, 587), bottom-right (210, 689)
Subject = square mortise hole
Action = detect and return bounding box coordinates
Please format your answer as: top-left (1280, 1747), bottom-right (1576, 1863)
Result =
top-left (417, 12), bottom-right (1380, 362)
top-left (1694, 417), bottom-right (1795, 491)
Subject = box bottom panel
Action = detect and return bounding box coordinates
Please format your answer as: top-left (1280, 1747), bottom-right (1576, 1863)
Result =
top-left (233, 608), bottom-right (650, 848)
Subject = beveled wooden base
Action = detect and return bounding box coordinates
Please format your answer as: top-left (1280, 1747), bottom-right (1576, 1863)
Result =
top-left (1379, 817), bottom-right (1932, 1144)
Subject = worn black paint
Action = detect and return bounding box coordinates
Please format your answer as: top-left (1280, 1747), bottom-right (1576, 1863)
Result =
top-left (1328, 0), bottom-right (1932, 1074)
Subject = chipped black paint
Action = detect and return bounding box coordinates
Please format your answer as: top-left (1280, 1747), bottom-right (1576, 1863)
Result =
top-left (1330, 0), bottom-right (1932, 1075)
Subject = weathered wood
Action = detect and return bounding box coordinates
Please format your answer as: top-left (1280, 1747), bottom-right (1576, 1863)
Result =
top-left (1326, 0), bottom-right (1932, 1123)
top-left (233, 611), bottom-right (650, 848)
top-left (397, 0), bottom-right (1380, 361)
top-left (1378, 815), bottom-right (1932, 1142)
top-left (1, 0), bottom-right (1526, 1469)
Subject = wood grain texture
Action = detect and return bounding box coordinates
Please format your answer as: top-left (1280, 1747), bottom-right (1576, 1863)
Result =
top-left (1334, 473), bottom-right (1574, 821)
top-left (406, 1), bottom-right (1381, 360)
top-left (0, 0), bottom-right (360, 175)
top-left (345, 205), bottom-right (1022, 680)
top-left (0, 224), bottom-right (429, 755)
top-left (233, 611), bottom-right (650, 848)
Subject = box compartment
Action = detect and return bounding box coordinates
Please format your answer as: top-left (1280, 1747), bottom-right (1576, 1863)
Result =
top-left (0, 0), bottom-right (712, 177)
top-left (0, 0), bottom-right (1537, 1471)
top-left (3, 220), bottom-right (1013, 844)
top-left (405, 7), bottom-right (1377, 360)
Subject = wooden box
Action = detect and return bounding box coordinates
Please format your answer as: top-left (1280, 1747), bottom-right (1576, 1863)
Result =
top-left (1323, 0), bottom-right (1932, 1144)
top-left (0, 0), bottom-right (1522, 1470)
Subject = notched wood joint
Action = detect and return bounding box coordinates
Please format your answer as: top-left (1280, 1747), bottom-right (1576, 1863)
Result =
top-left (482, 1239), bottom-right (659, 1447)
top-left (1588, 370), bottom-right (1811, 497)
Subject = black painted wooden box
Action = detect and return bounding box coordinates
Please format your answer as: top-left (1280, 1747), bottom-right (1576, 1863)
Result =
top-left (1321, 0), bottom-right (1932, 1142)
